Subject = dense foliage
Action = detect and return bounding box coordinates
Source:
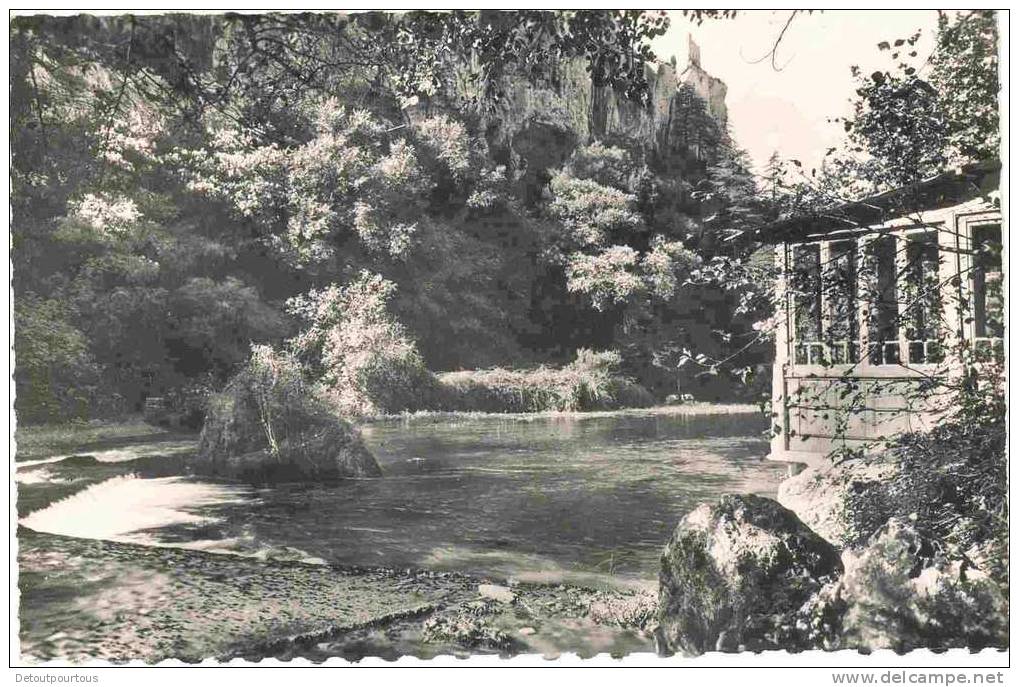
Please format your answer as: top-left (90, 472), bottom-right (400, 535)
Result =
top-left (11, 10), bottom-right (777, 422)
top-left (286, 271), bottom-right (437, 415)
top-left (796, 10), bottom-right (1000, 201)
top-left (877, 363), bottom-right (1007, 584)
top-left (11, 10), bottom-right (999, 424)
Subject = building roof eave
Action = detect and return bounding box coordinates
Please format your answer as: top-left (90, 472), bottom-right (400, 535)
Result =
top-left (749, 160), bottom-right (1001, 244)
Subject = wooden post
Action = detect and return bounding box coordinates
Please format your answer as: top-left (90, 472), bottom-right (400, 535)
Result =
top-left (893, 231), bottom-right (910, 366)
top-left (819, 240), bottom-right (833, 365)
top-left (769, 243), bottom-right (792, 460)
top-left (857, 235), bottom-right (872, 367)
top-left (941, 212), bottom-right (967, 379)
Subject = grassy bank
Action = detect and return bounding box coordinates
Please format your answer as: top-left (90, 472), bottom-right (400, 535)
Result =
top-left (434, 368), bottom-right (654, 414)
top-left (426, 350), bottom-right (655, 415)
top-left (13, 417), bottom-right (178, 462)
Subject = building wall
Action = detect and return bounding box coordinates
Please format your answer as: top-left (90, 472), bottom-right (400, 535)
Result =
top-left (769, 198), bottom-right (1002, 466)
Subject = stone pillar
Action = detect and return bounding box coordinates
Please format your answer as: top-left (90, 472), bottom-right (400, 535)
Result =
top-left (688, 34), bottom-right (702, 68)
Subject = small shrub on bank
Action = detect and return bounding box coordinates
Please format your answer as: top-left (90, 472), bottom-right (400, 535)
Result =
top-left (435, 349), bottom-right (654, 413)
top-left (288, 272), bottom-right (438, 416)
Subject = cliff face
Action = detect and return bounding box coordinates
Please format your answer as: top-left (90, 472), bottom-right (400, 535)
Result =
top-left (483, 42), bottom-right (727, 161)
top-left (407, 36), bottom-right (728, 193)
top-left (680, 35), bottom-right (728, 126)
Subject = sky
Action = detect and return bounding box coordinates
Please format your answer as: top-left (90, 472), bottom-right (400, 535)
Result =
top-left (652, 10), bottom-right (941, 173)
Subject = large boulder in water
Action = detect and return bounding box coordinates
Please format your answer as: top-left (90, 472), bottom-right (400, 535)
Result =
top-left (195, 347), bottom-right (381, 482)
top-left (657, 494), bottom-right (842, 654)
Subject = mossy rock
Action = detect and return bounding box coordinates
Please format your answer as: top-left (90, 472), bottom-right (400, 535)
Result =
top-left (839, 517), bottom-right (1008, 653)
top-left (657, 494), bottom-right (842, 655)
top-left (195, 368), bottom-right (381, 483)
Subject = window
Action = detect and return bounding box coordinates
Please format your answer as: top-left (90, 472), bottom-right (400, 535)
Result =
top-left (788, 227), bottom-right (969, 368)
top-left (971, 223), bottom-right (1003, 359)
top-left (863, 235), bottom-right (899, 365)
top-left (826, 240), bottom-right (859, 364)
top-left (791, 243), bottom-right (822, 365)
top-left (790, 240), bottom-right (860, 366)
top-left (900, 231), bottom-right (943, 364)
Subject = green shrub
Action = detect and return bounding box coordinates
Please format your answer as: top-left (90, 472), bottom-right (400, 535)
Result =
top-left (834, 364), bottom-right (1006, 585)
top-left (612, 377), bottom-right (657, 409)
top-left (886, 377), bottom-right (1006, 583)
top-left (564, 142), bottom-right (633, 190)
top-left (14, 296), bottom-right (104, 423)
top-left (163, 374), bottom-right (216, 429)
top-left (288, 272), bottom-right (438, 416)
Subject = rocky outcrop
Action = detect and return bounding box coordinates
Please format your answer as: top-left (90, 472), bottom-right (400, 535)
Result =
top-left (658, 491), bottom-right (1009, 655)
top-left (657, 494), bottom-right (842, 655)
top-left (195, 367), bottom-right (381, 483)
top-left (477, 59), bottom-right (689, 156)
top-left (778, 449), bottom-right (1008, 588)
top-left (680, 36), bottom-right (728, 126)
top-left (838, 518), bottom-right (1008, 652)
top-left (664, 445), bottom-right (1009, 655)
top-left (408, 37), bottom-right (729, 202)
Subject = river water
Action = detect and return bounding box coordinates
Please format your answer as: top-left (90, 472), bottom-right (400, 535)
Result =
top-left (18, 409), bottom-right (786, 589)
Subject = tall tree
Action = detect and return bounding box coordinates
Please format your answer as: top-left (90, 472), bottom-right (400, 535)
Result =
top-left (928, 10), bottom-right (1000, 164)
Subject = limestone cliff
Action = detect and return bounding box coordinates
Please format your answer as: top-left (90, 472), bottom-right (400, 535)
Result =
top-left (486, 37), bottom-right (727, 165)
top-left (406, 35), bottom-right (728, 194)
top-left (680, 35), bottom-right (728, 126)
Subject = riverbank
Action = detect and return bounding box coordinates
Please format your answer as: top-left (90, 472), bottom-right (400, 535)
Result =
top-left (360, 402), bottom-right (762, 424)
top-left (17, 528), bottom-right (655, 663)
top-left (15, 404), bottom-right (762, 441)
top-left (13, 417), bottom-right (177, 463)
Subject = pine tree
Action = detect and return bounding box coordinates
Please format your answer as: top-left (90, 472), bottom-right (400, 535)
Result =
top-left (762, 151), bottom-right (786, 207)
top-left (670, 84), bottom-right (723, 163)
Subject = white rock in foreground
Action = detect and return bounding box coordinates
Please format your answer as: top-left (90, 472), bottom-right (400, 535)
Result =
top-left (478, 584), bottom-right (516, 604)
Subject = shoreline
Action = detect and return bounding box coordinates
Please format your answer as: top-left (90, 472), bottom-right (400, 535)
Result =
top-left (13, 419), bottom-right (182, 463)
top-left (359, 402), bottom-right (764, 424)
top-left (17, 528), bottom-right (656, 663)
top-left (13, 402), bottom-right (766, 458)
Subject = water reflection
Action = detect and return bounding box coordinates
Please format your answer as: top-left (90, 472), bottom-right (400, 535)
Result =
top-left (19, 410), bottom-right (786, 587)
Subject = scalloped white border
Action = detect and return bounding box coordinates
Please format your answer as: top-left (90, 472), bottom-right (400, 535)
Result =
top-left (5, 2), bottom-right (1012, 676)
